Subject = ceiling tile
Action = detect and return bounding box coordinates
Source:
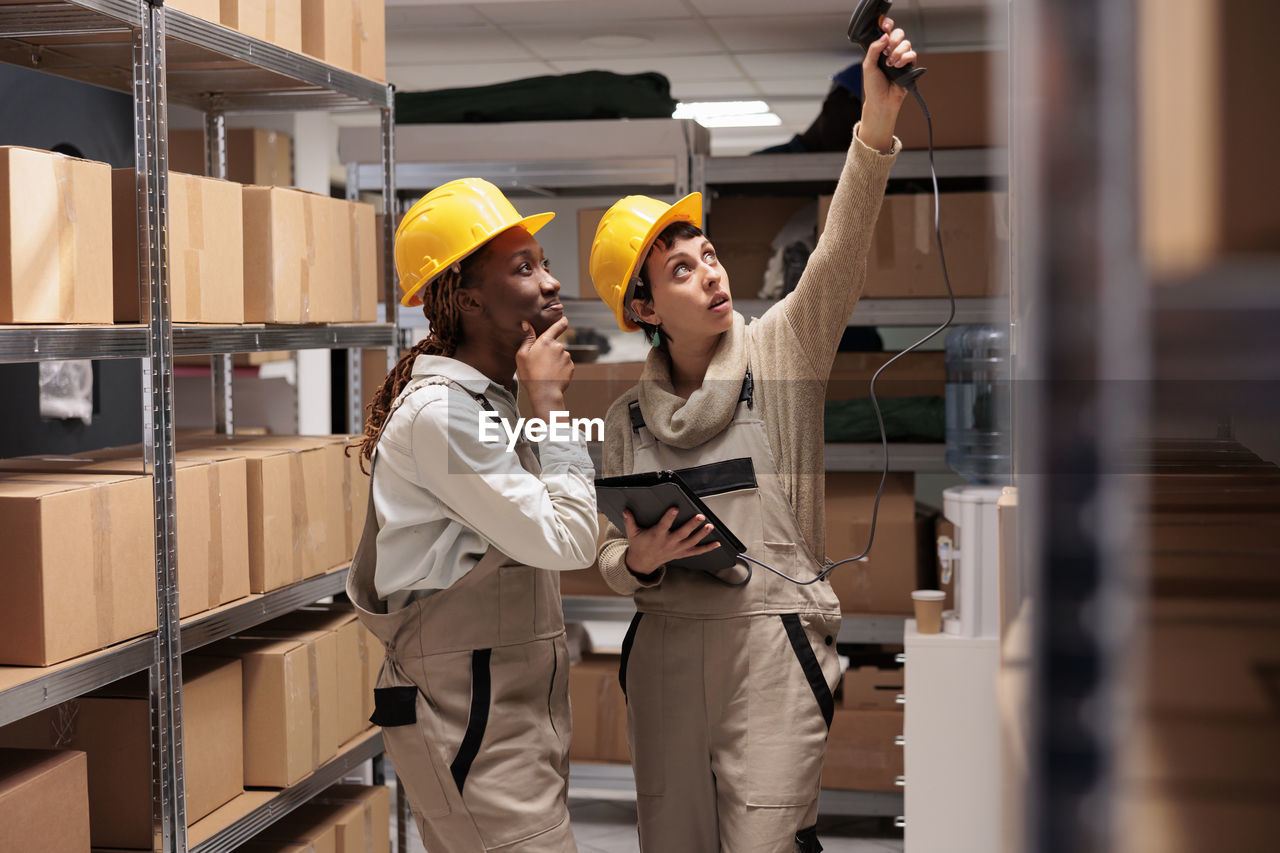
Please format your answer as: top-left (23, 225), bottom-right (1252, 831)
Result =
top-left (734, 50), bottom-right (857, 79)
top-left (548, 54), bottom-right (742, 81)
top-left (508, 18), bottom-right (721, 61)
top-left (707, 15), bottom-right (856, 53)
top-left (472, 0), bottom-right (694, 26)
top-left (388, 60), bottom-right (556, 90)
top-left (387, 24), bottom-right (536, 63)
top-left (753, 77), bottom-right (837, 97)
top-left (688, 0), bottom-right (858, 14)
top-left (771, 100), bottom-right (824, 125)
top-left (385, 5), bottom-right (488, 26)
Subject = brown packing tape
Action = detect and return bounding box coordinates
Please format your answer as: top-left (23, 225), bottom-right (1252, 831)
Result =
top-left (92, 486), bottom-right (115, 647)
top-left (290, 450), bottom-right (307, 581)
top-left (307, 640), bottom-right (320, 769)
top-left (187, 178), bottom-right (205, 318)
top-left (55, 156), bottom-right (76, 320)
top-left (207, 463), bottom-right (223, 609)
top-left (301, 196), bottom-right (315, 321)
top-left (363, 799), bottom-right (373, 851)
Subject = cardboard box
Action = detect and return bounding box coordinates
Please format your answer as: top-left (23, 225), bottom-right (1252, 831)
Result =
top-left (205, 633), bottom-right (336, 787)
top-left (113, 169), bottom-right (245, 323)
top-left (0, 453), bottom-right (250, 618)
top-left (339, 436), bottom-right (370, 560)
top-left (706, 195), bottom-right (812, 301)
top-left (840, 665), bottom-right (904, 711)
top-left (0, 749), bottom-right (91, 853)
top-left (315, 784), bottom-right (392, 853)
top-left (256, 608), bottom-right (364, 745)
top-left (0, 471), bottom-right (156, 666)
top-left (824, 472), bottom-right (917, 614)
top-left (350, 201), bottom-right (378, 322)
top-left (826, 351), bottom-right (945, 402)
top-left (178, 436), bottom-right (347, 592)
top-left (0, 147), bottom-right (112, 323)
top-left (0, 657), bottom-right (242, 848)
top-left (218, 0), bottom-right (303, 53)
top-left (243, 187), bottom-right (363, 323)
top-left (821, 708), bottom-right (903, 791)
top-left (166, 0), bottom-right (220, 24)
top-left (301, 0), bottom-right (354, 72)
top-left (241, 842), bottom-right (333, 853)
top-left (820, 191), bottom-right (1009, 299)
top-left (352, 0), bottom-right (385, 81)
top-left (568, 654), bottom-right (630, 764)
top-left (246, 821), bottom-right (337, 853)
top-left (521, 360), bottom-right (644, 423)
top-left (169, 128), bottom-right (294, 187)
top-left (1140, 0), bottom-right (1280, 277)
top-left (892, 51), bottom-right (1004, 150)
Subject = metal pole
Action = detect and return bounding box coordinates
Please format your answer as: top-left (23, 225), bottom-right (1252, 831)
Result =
top-left (1026, 1), bottom-right (1146, 852)
top-left (381, 88), bottom-right (399, 374)
top-left (136, 2), bottom-right (186, 851)
top-left (204, 110), bottom-right (233, 435)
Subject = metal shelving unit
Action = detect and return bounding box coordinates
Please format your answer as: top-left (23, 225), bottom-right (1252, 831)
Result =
top-left (181, 565), bottom-right (351, 653)
top-left (0, 2), bottom-right (396, 850)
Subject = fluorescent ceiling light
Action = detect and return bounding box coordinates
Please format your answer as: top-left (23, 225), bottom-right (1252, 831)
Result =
top-left (694, 113), bottom-right (783, 128)
top-left (673, 100), bottom-right (780, 129)
top-left (673, 100), bottom-right (771, 121)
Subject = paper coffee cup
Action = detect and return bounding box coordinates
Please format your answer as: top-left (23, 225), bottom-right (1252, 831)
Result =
top-left (912, 589), bottom-right (946, 634)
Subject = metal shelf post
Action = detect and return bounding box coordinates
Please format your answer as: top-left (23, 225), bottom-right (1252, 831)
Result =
top-left (134, 3), bottom-right (186, 850)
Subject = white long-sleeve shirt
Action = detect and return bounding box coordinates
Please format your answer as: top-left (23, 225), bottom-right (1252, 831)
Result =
top-left (372, 354), bottom-right (598, 602)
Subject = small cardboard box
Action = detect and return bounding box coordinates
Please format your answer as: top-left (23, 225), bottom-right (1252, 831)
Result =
top-left (568, 653), bottom-right (630, 764)
top-left (892, 51), bottom-right (1004, 150)
top-left (301, 0), bottom-right (354, 72)
top-left (256, 607), bottom-right (364, 745)
top-left (825, 472), bottom-right (917, 615)
top-left (352, 0), bottom-right (385, 81)
top-left (0, 471), bottom-right (156, 666)
top-left (0, 657), bottom-right (243, 848)
top-left (840, 665), bottom-right (904, 711)
top-left (821, 708), bottom-right (903, 791)
top-left (244, 187), bottom-right (363, 323)
top-left (169, 128), bottom-right (293, 187)
top-left (218, 0), bottom-right (303, 54)
top-left (244, 822), bottom-right (337, 853)
top-left (826, 351), bottom-right (946, 402)
top-left (178, 436), bottom-right (346, 592)
top-left (166, 0), bottom-right (220, 24)
top-left (113, 169), bottom-right (245, 323)
top-left (0, 147), bottom-right (113, 323)
top-left (706, 195), bottom-right (813, 301)
top-left (0, 749), bottom-right (91, 853)
top-left (204, 633), bottom-right (336, 787)
top-left (350, 200), bottom-right (378, 322)
top-left (219, 0), bottom-right (268, 40)
top-left (820, 191), bottom-right (1009, 299)
top-left (0, 453), bottom-right (250, 618)
top-left (315, 784), bottom-right (392, 853)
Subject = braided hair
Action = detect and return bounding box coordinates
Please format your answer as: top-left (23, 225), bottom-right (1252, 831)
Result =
top-left (355, 253), bottom-right (479, 470)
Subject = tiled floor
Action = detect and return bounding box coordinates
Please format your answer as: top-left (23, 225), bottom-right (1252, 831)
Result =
top-left (399, 792), bottom-right (904, 852)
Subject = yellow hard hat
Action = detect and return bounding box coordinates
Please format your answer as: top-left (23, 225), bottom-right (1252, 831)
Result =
top-left (395, 178), bottom-right (555, 307)
top-left (588, 192), bottom-right (703, 331)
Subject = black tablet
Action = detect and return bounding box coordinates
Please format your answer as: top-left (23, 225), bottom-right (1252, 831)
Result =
top-left (594, 469), bottom-right (746, 574)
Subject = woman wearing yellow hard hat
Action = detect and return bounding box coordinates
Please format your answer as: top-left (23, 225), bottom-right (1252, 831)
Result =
top-left (588, 19), bottom-right (916, 853)
top-left (347, 177), bottom-right (596, 852)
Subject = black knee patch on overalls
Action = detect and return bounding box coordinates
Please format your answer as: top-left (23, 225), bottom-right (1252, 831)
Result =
top-left (796, 824), bottom-right (823, 853)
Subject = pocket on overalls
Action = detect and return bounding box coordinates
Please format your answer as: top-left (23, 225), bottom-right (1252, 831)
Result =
top-left (744, 613), bottom-right (840, 807)
top-left (372, 685), bottom-right (453, 820)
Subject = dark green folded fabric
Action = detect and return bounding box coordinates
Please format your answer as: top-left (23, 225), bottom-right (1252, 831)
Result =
top-left (824, 396), bottom-right (945, 443)
top-left (396, 71), bottom-right (677, 124)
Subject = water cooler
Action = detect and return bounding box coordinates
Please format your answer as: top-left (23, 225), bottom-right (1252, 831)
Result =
top-left (903, 326), bottom-right (1009, 853)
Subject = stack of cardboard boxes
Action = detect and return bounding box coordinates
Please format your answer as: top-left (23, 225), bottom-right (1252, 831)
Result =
top-left (239, 784), bottom-right (390, 853)
top-left (824, 662), bottom-right (905, 791)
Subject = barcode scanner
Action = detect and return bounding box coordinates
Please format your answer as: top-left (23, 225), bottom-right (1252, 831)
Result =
top-left (848, 0), bottom-right (926, 90)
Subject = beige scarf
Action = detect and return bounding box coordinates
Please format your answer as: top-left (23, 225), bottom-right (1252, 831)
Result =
top-left (637, 311), bottom-right (749, 449)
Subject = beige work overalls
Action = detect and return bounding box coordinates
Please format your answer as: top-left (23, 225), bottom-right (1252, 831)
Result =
top-left (619, 370), bottom-right (842, 853)
top-left (347, 376), bottom-right (577, 853)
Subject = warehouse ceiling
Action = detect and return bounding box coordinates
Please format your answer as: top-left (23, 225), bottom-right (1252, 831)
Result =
top-left (379, 0), bottom-right (1001, 153)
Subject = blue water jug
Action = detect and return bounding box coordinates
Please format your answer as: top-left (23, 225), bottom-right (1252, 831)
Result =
top-left (945, 324), bottom-right (1011, 484)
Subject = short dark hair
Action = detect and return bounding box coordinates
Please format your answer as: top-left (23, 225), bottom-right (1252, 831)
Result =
top-left (631, 220), bottom-right (705, 345)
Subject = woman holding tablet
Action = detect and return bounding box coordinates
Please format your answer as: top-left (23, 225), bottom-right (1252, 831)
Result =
top-left (587, 17), bottom-right (915, 853)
